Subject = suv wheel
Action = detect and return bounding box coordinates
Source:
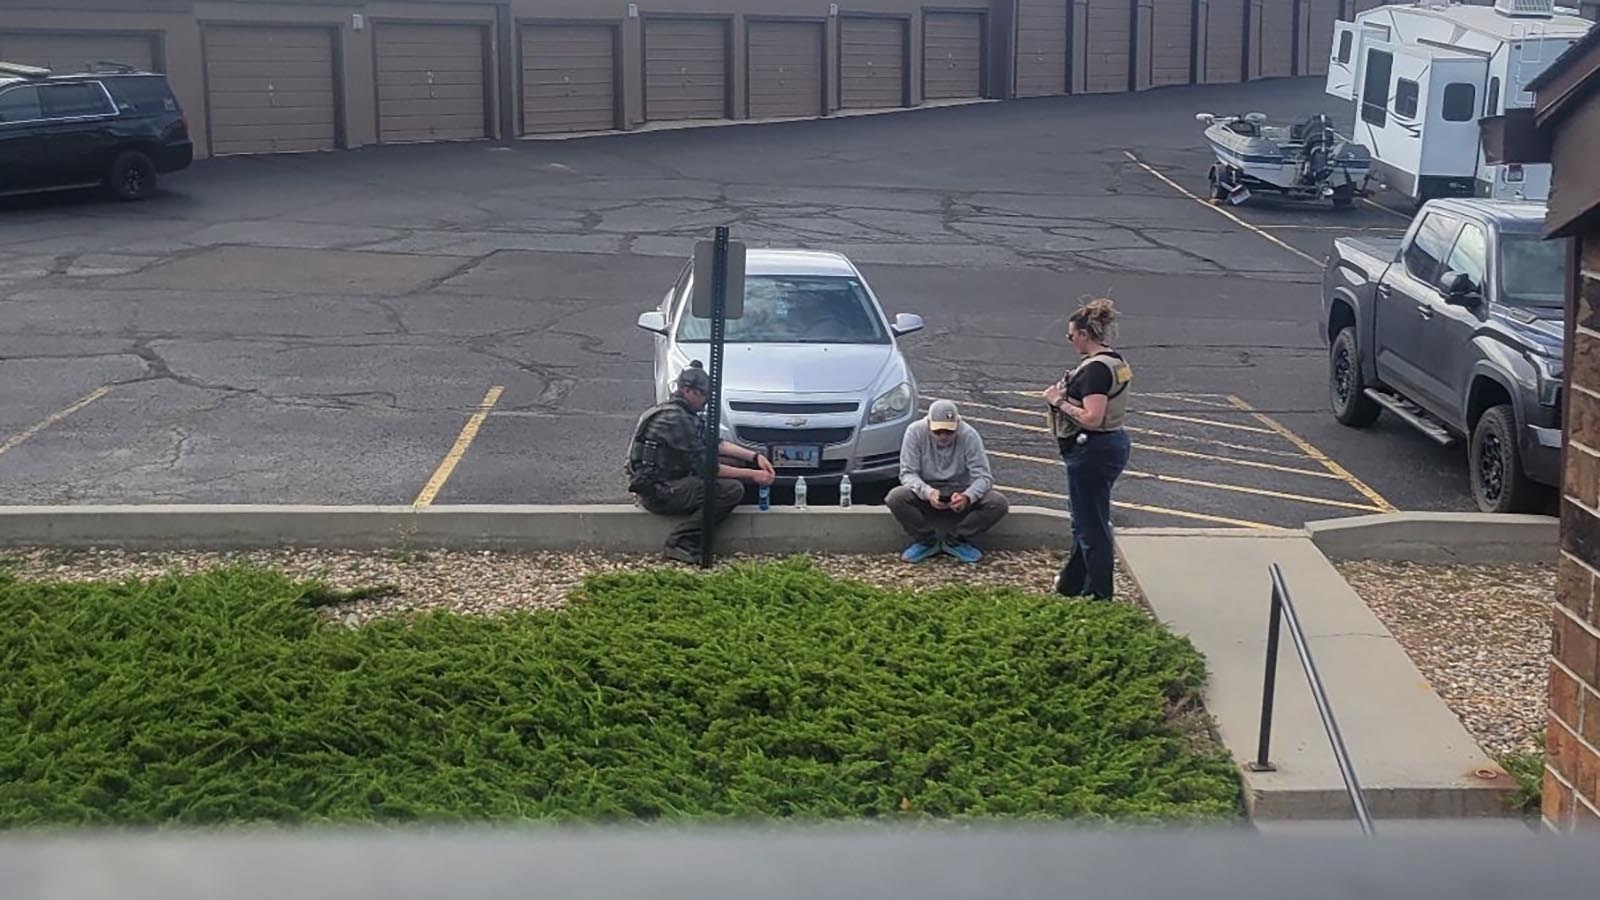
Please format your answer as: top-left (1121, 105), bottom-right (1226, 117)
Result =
top-left (108, 151), bottom-right (158, 202)
top-left (1329, 327), bottom-right (1380, 427)
top-left (1470, 404), bottom-right (1539, 514)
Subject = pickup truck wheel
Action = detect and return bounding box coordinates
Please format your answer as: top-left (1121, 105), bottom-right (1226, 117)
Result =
top-left (1329, 328), bottom-right (1380, 427)
top-left (1470, 405), bottom-right (1538, 514)
top-left (107, 151), bottom-right (158, 202)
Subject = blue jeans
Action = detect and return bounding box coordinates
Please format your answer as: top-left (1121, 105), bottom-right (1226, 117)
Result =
top-left (1059, 429), bottom-right (1131, 600)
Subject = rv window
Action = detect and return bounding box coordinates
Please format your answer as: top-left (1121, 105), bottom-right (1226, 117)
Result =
top-left (1442, 83), bottom-right (1477, 122)
top-left (1487, 78), bottom-right (1501, 117)
top-left (1361, 49), bottom-right (1393, 128)
top-left (1395, 79), bottom-right (1420, 119)
top-left (1403, 214), bottom-right (1460, 287)
top-left (1337, 32), bottom-right (1353, 64)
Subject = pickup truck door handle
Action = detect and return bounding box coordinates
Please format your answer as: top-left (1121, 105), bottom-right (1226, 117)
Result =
top-left (1417, 303), bottom-right (1434, 319)
top-left (1376, 284), bottom-right (1392, 300)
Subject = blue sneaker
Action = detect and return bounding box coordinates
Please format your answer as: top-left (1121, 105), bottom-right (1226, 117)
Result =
top-left (901, 541), bottom-right (940, 563)
top-left (944, 542), bottom-right (983, 564)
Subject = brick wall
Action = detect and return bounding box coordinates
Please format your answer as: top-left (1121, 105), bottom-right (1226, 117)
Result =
top-left (1552, 234), bottom-right (1600, 831)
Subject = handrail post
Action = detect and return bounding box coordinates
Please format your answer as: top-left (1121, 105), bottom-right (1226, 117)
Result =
top-left (1249, 579), bottom-right (1283, 773)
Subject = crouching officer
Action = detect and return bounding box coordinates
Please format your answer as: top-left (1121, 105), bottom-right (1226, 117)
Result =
top-left (626, 361), bottom-right (776, 563)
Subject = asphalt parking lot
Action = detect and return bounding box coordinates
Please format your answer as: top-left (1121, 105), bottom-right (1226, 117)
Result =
top-left (0, 76), bottom-right (1478, 528)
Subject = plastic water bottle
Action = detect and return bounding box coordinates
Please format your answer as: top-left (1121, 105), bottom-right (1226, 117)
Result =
top-left (794, 476), bottom-right (808, 509)
top-left (758, 484), bottom-right (771, 511)
top-left (839, 474), bottom-right (852, 508)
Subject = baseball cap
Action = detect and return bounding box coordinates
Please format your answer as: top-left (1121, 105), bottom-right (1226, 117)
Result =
top-left (928, 399), bottom-right (960, 432)
top-left (675, 360), bottom-right (711, 394)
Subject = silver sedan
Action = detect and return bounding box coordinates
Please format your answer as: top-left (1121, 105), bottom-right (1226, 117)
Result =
top-left (636, 249), bottom-right (924, 484)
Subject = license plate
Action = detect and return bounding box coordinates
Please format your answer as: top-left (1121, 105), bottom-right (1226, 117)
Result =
top-left (770, 444), bottom-right (822, 469)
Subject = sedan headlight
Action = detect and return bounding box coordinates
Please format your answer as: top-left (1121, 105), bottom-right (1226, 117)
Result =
top-left (868, 382), bottom-right (913, 425)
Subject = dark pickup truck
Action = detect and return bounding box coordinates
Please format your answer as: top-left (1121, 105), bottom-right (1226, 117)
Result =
top-left (1321, 198), bottom-right (1568, 513)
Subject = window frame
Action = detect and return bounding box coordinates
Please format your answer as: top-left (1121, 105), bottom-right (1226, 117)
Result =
top-left (1337, 31), bottom-right (1353, 65)
top-left (1361, 49), bottom-right (1394, 128)
top-left (0, 84), bottom-right (44, 126)
top-left (1441, 82), bottom-right (1477, 122)
top-left (1394, 78), bottom-right (1420, 119)
top-left (0, 80), bottom-right (117, 126)
top-left (1403, 213), bottom-right (1463, 288)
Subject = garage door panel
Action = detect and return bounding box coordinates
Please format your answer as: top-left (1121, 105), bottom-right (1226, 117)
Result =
top-left (0, 33), bottom-right (157, 74)
top-left (1205, 0), bottom-right (1245, 83)
top-left (1014, 0), bottom-right (1068, 98)
top-left (1149, 0), bottom-right (1193, 87)
top-left (375, 24), bottom-right (486, 143)
top-left (748, 21), bottom-right (823, 118)
top-left (645, 19), bottom-right (728, 121)
top-left (522, 24), bottom-right (617, 134)
top-left (1083, 0), bottom-right (1132, 94)
top-left (204, 26), bottom-right (336, 155)
top-left (839, 17), bottom-right (906, 109)
top-left (1258, 0), bottom-right (1294, 77)
top-left (923, 12), bottom-right (983, 100)
top-left (1306, 0), bottom-right (1340, 76)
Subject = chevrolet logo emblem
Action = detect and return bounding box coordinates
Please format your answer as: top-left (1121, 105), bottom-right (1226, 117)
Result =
top-left (786, 417), bottom-right (808, 427)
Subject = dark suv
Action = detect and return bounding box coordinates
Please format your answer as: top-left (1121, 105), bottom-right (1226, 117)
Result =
top-left (0, 61), bottom-right (193, 202)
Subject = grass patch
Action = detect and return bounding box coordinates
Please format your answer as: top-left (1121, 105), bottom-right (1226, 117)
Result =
top-left (1499, 750), bottom-right (1544, 817)
top-left (0, 560), bottom-right (1240, 826)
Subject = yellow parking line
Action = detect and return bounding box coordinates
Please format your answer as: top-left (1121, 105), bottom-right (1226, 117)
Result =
top-left (1137, 392), bottom-right (1244, 410)
top-left (997, 484), bottom-right (1276, 530)
top-left (414, 386), bottom-right (505, 508)
top-left (0, 386), bottom-right (111, 461)
top-left (1226, 395), bottom-right (1398, 512)
top-left (1122, 151), bottom-right (1325, 269)
top-left (961, 412), bottom-right (1314, 461)
top-left (988, 449), bottom-right (1379, 511)
top-left (988, 445), bottom-right (1332, 479)
top-left (1139, 410), bottom-right (1277, 435)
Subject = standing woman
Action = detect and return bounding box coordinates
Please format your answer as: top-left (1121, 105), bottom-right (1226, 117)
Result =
top-left (1043, 299), bottom-right (1133, 600)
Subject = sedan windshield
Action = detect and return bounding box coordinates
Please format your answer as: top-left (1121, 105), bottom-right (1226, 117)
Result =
top-left (677, 275), bottom-right (889, 344)
top-left (1499, 235), bottom-right (1567, 309)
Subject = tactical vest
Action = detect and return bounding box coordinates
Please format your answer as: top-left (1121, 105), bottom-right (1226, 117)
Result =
top-left (625, 400), bottom-right (694, 492)
top-left (1046, 352), bottom-right (1133, 438)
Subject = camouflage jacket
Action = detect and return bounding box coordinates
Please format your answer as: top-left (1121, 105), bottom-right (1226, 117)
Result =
top-left (625, 398), bottom-right (704, 491)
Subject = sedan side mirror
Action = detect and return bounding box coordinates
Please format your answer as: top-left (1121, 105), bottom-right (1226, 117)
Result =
top-left (1440, 271), bottom-right (1482, 307)
top-left (636, 310), bottom-right (668, 335)
top-left (890, 313), bottom-right (924, 337)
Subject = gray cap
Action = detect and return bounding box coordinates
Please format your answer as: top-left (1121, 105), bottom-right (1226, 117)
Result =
top-left (927, 399), bottom-right (960, 432)
top-left (675, 360), bottom-right (711, 394)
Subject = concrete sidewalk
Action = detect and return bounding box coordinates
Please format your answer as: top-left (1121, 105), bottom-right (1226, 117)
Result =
top-left (1118, 530), bottom-right (1520, 822)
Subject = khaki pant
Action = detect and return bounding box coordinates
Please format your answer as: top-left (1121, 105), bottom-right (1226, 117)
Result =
top-left (638, 476), bottom-right (746, 554)
top-left (885, 485), bottom-right (1010, 545)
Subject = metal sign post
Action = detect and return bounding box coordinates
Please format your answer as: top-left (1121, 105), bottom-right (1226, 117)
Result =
top-left (692, 228), bottom-right (745, 568)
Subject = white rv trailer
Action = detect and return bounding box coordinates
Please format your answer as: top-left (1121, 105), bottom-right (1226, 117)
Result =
top-left (1326, 0), bottom-right (1592, 204)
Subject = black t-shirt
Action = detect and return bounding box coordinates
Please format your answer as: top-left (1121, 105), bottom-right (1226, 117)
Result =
top-left (1065, 351), bottom-right (1123, 401)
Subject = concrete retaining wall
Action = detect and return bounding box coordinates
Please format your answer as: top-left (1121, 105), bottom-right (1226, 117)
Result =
top-left (1305, 512), bottom-right (1558, 565)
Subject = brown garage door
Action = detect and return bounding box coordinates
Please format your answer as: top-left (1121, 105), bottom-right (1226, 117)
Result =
top-left (839, 17), bottom-right (906, 109)
top-left (923, 12), bottom-right (983, 100)
top-left (375, 24), bottom-right (486, 144)
top-left (1205, 0), bottom-right (1246, 84)
top-left (1149, 0), bottom-right (1193, 87)
top-left (1082, 0), bottom-right (1132, 94)
top-left (644, 18), bottom-right (728, 121)
top-left (1305, 0), bottom-right (1341, 76)
top-left (1257, 0), bottom-right (1295, 78)
top-left (204, 26), bottom-right (336, 156)
top-left (1014, 0), bottom-right (1067, 97)
top-left (521, 24), bottom-right (617, 135)
top-left (747, 20), bottom-right (823, 119)
top-left (0, 32), bottom-right (158, 74)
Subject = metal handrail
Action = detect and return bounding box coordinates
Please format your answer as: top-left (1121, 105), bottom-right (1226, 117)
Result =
top-left (1250, 564), bottom-right (1376, 835)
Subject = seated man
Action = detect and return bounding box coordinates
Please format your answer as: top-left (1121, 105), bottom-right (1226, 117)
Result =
top-left (887, 399), bottom-right (1009, 563)
top-left (625, 361), bottom-right (775, 563)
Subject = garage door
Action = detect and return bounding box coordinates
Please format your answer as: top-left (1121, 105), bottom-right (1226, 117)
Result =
top-left (839, 17), bottom-right (906, 109)
top-left (1305, 0), bottom-right (1341, 76)
top-left (375, 24), bottom-right (486, 144)
top-left (204, 26), bottom-right (336, 155)
top-left (644, 18), bottom-right (728, 121)
top-left (0, 32), bottom-right (157, 74)
top-left (1257, 0), bottom-right (1295, 78)
top-left (923, 12), bottom-right (983, 100)
top-left (1082, 0), bottom-right (1132, 94)
top-left (521, 24), bottom-right (616, 135)
top-left (1149, 0), bottom-right (1193, 87)
top-left (747, 20), bottom-right (823, 118)
top-left (1014, 0), bottom-right (1067, 97)
top-left (1205, 0), bottom-right (1245, 84)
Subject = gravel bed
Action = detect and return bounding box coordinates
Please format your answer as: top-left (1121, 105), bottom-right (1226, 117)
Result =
top-left (2, 547), bottom-right (1144, 625)
top-left (1337, 561), bottom-right (1554, 758)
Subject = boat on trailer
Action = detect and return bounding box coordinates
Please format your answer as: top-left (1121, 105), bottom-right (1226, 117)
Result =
top-left (1198, 111), bottom-right (1374, 208)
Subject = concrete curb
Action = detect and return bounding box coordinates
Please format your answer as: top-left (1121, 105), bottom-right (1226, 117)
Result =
top-left (1305, 511), bottom-right (1557, 564)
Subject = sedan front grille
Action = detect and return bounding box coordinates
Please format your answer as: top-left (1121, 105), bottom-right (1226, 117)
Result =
top-left (729, 401), bottom-right (860, 414)
top-left (736, 426), bottom-right (855, 446)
